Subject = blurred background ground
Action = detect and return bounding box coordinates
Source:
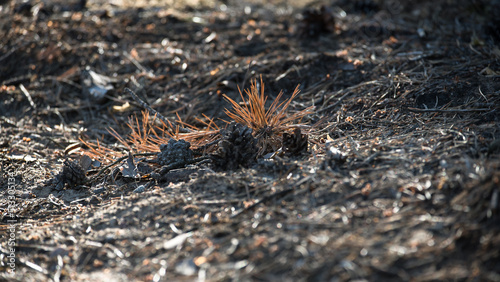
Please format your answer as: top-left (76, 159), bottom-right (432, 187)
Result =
top-left (1, 0), bottom-right (500, 281)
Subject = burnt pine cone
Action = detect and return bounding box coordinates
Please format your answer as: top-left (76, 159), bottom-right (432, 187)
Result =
top-left (282, 128), bottom-right (308, 156)
top-left (55, 159), bottom-right (88, 190)
top-left (211, 123), bottom-right (258, 170)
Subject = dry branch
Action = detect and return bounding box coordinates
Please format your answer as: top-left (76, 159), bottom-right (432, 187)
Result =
top-left (124, 87), bottom-right (193, 133)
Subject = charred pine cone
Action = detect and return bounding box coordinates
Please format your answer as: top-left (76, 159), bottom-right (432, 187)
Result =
top-left (54, 158), bottom-right (88, 190)
top-left (157, 139), bottom-right (193, 166)
top-left (282, 128), bottom-right (308, 156)
top-left (211, 123), bottom-right (258, 170)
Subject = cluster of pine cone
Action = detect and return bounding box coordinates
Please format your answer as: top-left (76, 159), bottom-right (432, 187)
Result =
top-left (210, 123), bottom-right (258, 170)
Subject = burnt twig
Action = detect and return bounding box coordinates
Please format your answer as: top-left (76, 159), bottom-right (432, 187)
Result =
top-left (151, 156), bottom-right (211, 181)
top-left (124, 87), bottom-right (192, 133)
top-left (89, 152), bottom-right (157, 182)
top-left (19, 84), bottom-right (37, 112)
top-left (407, 107), bottom-right (491, 113)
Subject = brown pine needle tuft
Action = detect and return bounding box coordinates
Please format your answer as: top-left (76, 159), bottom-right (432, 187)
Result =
top-left (79, 136), bottom-right (123, 162)
top-left (223, 76), bottom-right (314, 155)
top-left (223, 76), bottom-right (314, 137)
top-left (81, 110), bottom-right (220, 163)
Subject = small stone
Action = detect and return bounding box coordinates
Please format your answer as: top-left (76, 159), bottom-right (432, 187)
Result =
top-left (323, 142), bottom-right (347, 169)
top-left (133, 185), bottom-right (146, 193)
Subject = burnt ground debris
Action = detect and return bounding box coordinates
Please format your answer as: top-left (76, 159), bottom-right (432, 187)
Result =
top-left (1, 0), bottom-right (500, 281)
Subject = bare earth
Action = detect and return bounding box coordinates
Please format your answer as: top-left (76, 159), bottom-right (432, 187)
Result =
top-left (1, 0), bottom-right (500, 281)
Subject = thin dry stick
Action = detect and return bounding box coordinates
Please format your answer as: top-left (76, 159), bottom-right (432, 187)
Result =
top-left (19, 84), bottom-right (37, 111)
top-left (407, 107), bottom-right (491, 113)
top-left (89, 152), bottom-right (157, 182)
top-left (124, 88), bottom-right (192, 133)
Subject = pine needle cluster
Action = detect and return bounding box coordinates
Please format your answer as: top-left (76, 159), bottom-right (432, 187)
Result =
top-left (223, 76), bottom-right (314, 155)
top-left (81, 76), bottom-right (313, 162)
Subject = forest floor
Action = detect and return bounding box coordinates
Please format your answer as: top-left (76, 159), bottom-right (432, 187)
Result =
top-left (1, 0), bottom-right (500, 281)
